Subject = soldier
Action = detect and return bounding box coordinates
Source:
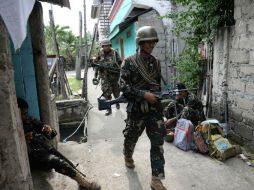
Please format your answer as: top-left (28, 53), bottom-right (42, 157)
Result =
top-left (17, 98), bottom-right (101, 190)
top-left (119, 26), bottom-right (167, 190)
top-left (164, 82), bottom-right (206, 128)
top-left (93, 39), bottom-right (122, 116)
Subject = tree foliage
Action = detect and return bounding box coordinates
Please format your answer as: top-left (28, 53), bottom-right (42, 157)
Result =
top-left (164, 0), bottom-right (234, 89)
top-left (44, 25), bottom-right (79, 68)
top-left (44, 24), bottom-right (94, 69)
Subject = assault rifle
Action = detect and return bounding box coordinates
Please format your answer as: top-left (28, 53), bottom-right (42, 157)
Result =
top-left (91, 63), bottom-right (120, 74)
top-left (30, 131), bottom-right (88, 178)
top-left (98, 88), bottom-right (198, 111)
top-left (98, 90), bottom-right (176, 111)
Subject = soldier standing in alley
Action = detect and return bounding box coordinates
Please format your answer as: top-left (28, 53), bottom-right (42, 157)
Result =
top-left (119, 26), bottom-right (167, 190)
top-left (93, 39), bottom-right (122, 116)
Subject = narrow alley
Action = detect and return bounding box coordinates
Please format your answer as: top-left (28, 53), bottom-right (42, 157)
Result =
top-left (32, 68), bottom-right (254, 190)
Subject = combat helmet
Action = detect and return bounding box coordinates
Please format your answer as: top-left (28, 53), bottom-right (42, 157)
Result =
top-left (136, 26), bottom-right (159, 45)
top-left (100, 39), bottom-right (112, 46)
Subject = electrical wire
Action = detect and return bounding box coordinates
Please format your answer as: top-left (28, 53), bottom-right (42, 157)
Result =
top-left (62, 102), bottom-right (93, 143)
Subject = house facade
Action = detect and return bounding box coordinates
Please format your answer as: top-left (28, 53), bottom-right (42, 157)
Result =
top-left (108, 0), bottom-right (184, 87)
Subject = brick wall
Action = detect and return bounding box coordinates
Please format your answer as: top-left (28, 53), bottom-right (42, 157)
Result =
top-left (212, 0), bottom-right (254, 145)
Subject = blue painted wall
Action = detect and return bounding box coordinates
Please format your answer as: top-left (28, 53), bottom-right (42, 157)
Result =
top-left (110, 0), bottom-right (132, 32)
top-left (11, 29), bottom-right (40, 119)
top-left (111, 22), bottom-right (137, 59)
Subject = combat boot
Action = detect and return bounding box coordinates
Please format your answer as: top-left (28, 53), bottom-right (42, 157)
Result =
top-left (150, 176), bottom-right (167, 190)
top-left (124, 156), bottom-right (135, 169)
top-left (73, 172), bottom-right (101, 190)
top-left (105, 109), bottom-right (112, 116)
top-left (116, 103), bottom-right (120, 109)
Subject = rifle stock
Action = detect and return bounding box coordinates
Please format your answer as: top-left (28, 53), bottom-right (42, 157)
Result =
top-left (98, 95), bottom-right (127, 110)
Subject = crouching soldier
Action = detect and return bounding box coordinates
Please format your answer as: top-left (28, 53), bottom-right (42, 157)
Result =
top-left (17, 97), bottom-right (100, 190)
top-left (164, 82), bottom-right (206, 128)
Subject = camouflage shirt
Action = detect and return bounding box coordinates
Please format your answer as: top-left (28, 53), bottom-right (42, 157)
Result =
top-left (119, 53), bottom-right (161, 112)
top-left (95, 48), bottom-right (121, 80)
top-left (164, 92), bottom-right (206, 126)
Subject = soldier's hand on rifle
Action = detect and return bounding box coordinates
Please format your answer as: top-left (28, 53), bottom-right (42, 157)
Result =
top-left (25, 132), bottom-right (33, 142)
top-left (42, 125), bottom-right (52, 136)
top-left (165, 117), bottom-right (177, 128)
top-left (144, 92), bottom-right (158, 104)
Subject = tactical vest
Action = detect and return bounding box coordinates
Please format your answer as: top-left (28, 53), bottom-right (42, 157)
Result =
top-left (97, 48), bottom-right (116, 66)
top-left (125, 53), bottom-right (162, 113)
top-left (126, 53), bottom-right (161, 91)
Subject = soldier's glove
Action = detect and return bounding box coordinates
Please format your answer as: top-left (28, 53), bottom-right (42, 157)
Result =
top-left (92, 78), bottom-right (99, 85)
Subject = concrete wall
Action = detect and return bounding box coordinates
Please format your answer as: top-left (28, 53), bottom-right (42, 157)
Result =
top-left (56, 99), bottom-right (89, 125)
top-left (0, 17), bottom-right (34, 190)
top-left (212, 0), bottom-right (254, 145)
top-left (138, 9), bottom-right (178, 88)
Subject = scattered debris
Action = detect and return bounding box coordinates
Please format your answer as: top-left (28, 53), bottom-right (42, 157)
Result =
top-left (239, 154), bottom-right (254, 167)
top-left (112, 173), bottom-right (121, 178)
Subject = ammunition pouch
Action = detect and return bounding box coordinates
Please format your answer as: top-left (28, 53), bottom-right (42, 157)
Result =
top-left (140, 100), bottom-right (162, 113)
top-left (140, 101), bottom-right (150, 113)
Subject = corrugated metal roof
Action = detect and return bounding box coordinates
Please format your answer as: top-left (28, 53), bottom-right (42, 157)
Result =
top-left (39, 0), bottom-right (70, 8)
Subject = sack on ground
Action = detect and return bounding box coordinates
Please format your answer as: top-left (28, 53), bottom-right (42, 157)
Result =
top-left (198, 120), bottom-right (241, 161)
top-left (209, 134), bottom-right (241, 161)
top-left (193, 131), bottom-right (209, 154)
top-left (173, 119), bottom-right (196, 151)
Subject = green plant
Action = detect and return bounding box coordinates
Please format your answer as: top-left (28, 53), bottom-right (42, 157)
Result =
top-left (163, 0), bottom-right (234, 89)
top-left (67, 76), bottom-right (82, 92)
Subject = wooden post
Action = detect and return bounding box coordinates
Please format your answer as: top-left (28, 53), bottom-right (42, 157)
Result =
top-left (82, 0), bottom-right (88, 100)
top-left (0, 16), bottom-right (34, 190)
top-left (29, 2), bottom-right (56, 130)
top-left (88, 23), bottom-right (98, 60)
top-left (49, 9), bottom-right (68, 98)
top-left (76, 11), bottom-right (82, 80)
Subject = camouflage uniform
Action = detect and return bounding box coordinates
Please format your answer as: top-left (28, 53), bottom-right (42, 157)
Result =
top-left (164, 92), bottom-right (206, 126)
top-left (22, 118), bottom-right (77, 178)
top-left (95, 48), bottom-right (122, 100)
top-left (119, 53), bottom-right (167, 178)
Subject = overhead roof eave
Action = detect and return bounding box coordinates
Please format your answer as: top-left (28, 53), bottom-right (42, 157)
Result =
top-left (39, 0), bottom-right (70, 8)
top-left (108, 7), bottom-right (153, 40)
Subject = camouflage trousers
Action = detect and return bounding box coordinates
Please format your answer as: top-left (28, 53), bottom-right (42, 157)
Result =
top-left (101, 78), bottom-right (120, 100)
top-left (29, 147), bottom-right (76, 178)
top-left (123, 112), bottom-right (167, 178)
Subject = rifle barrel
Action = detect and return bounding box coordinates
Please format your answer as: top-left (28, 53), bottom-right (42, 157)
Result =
top-left (92, 63), bottom-right (120, 74)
